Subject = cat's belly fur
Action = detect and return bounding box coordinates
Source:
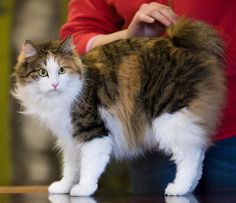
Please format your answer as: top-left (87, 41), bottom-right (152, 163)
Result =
top-left (99, 107), bottom-right (155, 159)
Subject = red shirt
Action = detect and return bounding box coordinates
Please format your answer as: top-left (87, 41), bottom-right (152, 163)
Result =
top-left (61, 0), bottom-right (236, 141)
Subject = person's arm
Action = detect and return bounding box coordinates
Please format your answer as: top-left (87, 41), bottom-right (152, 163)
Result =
top-left (60, 0), bottom-right (123, 55)
top-left (61, 1), bottom-right (177, 54)
top-left (91, 2), bottom-right (177, 49)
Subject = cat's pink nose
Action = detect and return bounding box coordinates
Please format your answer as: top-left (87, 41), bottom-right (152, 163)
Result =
top-left (51, 83), bottom-right (58, 89)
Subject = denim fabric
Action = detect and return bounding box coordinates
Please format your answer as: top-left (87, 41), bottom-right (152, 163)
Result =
top-left (197, 137), bottom-right (236, 193)
top-left (128, 136), bottom-right (236, 194)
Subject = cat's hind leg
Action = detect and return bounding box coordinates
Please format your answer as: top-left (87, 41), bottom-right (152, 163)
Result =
top-left (70, 136), bottom-right (112, 196)
top-left (48, 138), bottom-right (81, 194)
top-left (152, 108), bottom-right (208, 195)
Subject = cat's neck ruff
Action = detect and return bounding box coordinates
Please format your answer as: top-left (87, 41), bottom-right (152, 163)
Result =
top-left (14, 76), bottom-right (83, 117)
top-left (14, 76), bottom-right (84, 139)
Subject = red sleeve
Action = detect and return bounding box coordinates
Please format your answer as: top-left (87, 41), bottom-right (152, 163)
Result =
top-left (60, 0), bottom-right (123, 55)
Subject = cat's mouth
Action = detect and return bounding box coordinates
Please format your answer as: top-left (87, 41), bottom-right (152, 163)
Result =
top-left (45, 89), bottom-right (63, 96)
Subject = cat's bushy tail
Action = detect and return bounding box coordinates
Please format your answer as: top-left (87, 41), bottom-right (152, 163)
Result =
top-left (167, 17), bottom-right (224, 59)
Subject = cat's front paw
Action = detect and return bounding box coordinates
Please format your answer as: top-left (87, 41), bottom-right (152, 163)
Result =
top-left (165, 182), bottom-right (192, 196)
top-left (48, 180), bottom-right (74, 194)
top-left (70, 183), bottom-right (98, 196)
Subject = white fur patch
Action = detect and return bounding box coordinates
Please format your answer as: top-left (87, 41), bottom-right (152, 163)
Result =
top-left (152, 108), bottom-right (208, 195)
top-left (98, 107), bottom-right (146, 159)
top-left (70, 136), bottom-right (112, 196)
top-left (45, 55), bottom-right (60, 87)
top-left (152, 108), bottom-right (208, 155)
top-left (48, 139), bottom-right (82, 194)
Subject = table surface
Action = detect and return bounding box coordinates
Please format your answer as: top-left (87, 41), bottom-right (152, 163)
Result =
top-left (0, 186), bottom-right (236, 203)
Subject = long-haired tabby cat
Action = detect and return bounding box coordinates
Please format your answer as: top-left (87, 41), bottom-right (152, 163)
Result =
top-left (13, 18), bottom-right (225, 196)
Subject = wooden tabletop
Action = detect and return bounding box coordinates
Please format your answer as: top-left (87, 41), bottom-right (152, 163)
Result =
top-left (0, 186), bottom-right (48, 193)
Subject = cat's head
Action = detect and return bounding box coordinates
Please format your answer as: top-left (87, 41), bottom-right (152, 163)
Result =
top-left (13, 36), bottom-right (84, 112)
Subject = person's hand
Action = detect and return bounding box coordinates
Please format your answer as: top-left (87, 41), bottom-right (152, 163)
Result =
top-left (126, 2), bottom-right (177, 37)
top-left (90, 2), bottom-right (177, 50)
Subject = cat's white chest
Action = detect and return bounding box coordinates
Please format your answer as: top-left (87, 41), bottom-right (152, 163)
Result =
top-left (39, 106), bottom-right (73, 138)
top-left (15, 76), bottom-right (83, 140)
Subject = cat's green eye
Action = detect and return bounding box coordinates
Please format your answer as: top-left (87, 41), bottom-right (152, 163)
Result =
top-left (38, 69), bottom-right (48, 77)
top-left (58, 67), bottom-right (66, 75)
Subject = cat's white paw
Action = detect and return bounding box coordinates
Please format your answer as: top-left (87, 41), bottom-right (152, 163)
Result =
top-left (70, 183), bottom-right (98, 196)
top-left (48, 180), bottom-right (74, 194)
top-left (165, 182), bottom-right (192, 196)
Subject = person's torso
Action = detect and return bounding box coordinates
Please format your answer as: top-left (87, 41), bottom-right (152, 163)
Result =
top-left (105, 0), bottom-right (236, 140)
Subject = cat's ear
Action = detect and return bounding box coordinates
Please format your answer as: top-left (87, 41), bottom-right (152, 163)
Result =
top-left (22, 40), bottom-right (39, 58)
top-left (58, 35), bottom-right (74, 54)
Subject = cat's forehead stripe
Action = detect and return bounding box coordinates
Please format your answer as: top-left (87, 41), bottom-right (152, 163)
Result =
top-left (45, 54), bottom-right (59, 69)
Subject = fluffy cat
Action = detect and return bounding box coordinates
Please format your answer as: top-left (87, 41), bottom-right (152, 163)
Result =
top-left (13, 18), bottom-right (225, 196)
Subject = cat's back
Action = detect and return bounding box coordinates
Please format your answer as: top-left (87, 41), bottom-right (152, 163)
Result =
top-left (77, 18), bottom-right (225, 158)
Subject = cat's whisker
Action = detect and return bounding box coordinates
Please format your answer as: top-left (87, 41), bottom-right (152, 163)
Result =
top-left (72, 95), bottom-right (96, 114)
top-left (78, 95), bottom-right (91, 107)
top-left (83, 78), bottom-right (96, 83)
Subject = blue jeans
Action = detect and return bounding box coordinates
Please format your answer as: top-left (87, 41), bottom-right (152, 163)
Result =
top-left (129, 136), bottom-right (236, 193)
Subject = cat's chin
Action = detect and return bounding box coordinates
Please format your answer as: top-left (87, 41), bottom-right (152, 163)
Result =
top-left (45, 89), bottom-right (63, 96)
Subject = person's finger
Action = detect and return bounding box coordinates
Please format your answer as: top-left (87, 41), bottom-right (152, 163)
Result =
top-left (149, 10), bottom-right (172, 26)
top-left (159, 7), bottom-right (177, 23)
top-left (147, 2), bottom-right (177, 23)
top-left (135, 11), bottom-right (155, 24)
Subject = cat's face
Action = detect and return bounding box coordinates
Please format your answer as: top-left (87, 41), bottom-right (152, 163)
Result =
top-left (14, 36), bottom-right (83, 98)
top-left (13, 36), bottom-right (84, 113)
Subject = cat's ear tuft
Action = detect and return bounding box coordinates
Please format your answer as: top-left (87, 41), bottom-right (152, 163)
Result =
top-left (59, 35), bottom-right (74, 54)
top-left (22, 40), bottom-right (38, 58)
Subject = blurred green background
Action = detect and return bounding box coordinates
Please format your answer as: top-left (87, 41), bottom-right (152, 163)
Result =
top-left (0, 0), bottom-right (13, 185)
top-left (0, 0), bottom-right (130, 194)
